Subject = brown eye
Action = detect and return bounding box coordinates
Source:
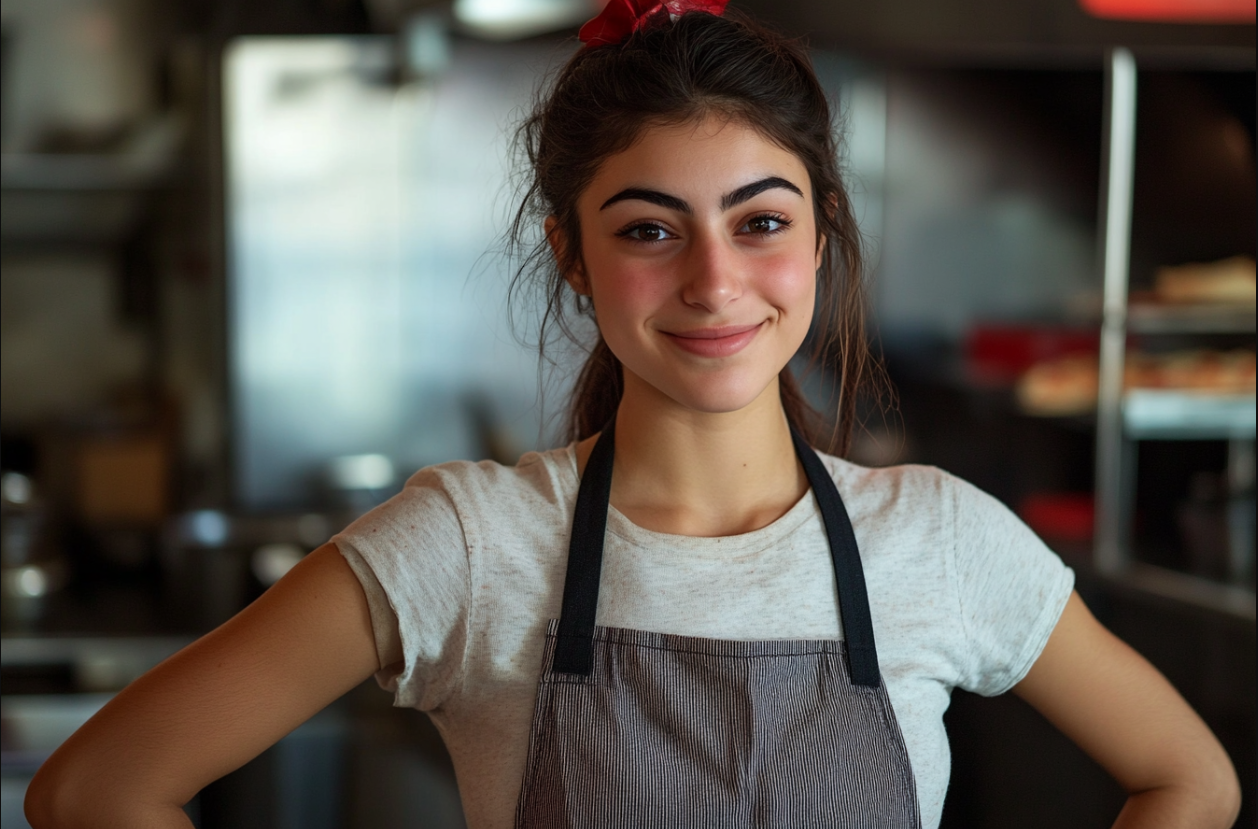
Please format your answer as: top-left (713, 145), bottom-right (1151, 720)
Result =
top-left (618, 222), bottom-right (676, 242)
top-left (742, 215), bottom-right (788, 235)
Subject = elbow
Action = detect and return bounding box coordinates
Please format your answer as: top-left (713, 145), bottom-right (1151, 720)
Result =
top-left (25, 753), bottom-right (184, 829)
top-left (24, 763), bottom-right (66, 829)
top-left (25, 758), bottom-right (93, 829)
top-left (1208, 761), bottom-right (1242, 828)
top-left (1183, 743), bottom-right (1242, 829)
top-left (1127, 741), bottom-right (1242, 828)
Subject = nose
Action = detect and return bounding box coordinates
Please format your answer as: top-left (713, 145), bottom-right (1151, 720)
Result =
top-left (680, 230), bottom-right (743, 314)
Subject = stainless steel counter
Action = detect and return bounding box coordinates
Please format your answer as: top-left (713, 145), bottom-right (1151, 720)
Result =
top-left (1, 635), bottom-right (464, 829)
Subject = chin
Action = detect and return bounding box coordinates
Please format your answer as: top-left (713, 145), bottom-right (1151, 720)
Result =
top-left (656, 371), bottom-right (780, 416)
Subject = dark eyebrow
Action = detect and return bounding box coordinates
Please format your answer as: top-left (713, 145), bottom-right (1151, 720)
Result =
top-left (721, 176), bottom-right (804, 211)
top-left (600, 188), bottom-right (692, 213)
top-left (599, 176), bottom-right (804, 214)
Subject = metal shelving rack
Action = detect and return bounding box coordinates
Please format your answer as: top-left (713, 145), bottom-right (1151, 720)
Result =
top-left (1092, 48), bottom-right (1256, 619)
top-left (0, 116), bottom-right (182, 249)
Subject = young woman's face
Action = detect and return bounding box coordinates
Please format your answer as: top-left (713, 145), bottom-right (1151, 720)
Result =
top-left (570, 115), bottom-right (821, 417)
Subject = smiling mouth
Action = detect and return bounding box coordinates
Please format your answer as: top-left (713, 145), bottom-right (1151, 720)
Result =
top-left (663, 322), bottom-right (764, 357)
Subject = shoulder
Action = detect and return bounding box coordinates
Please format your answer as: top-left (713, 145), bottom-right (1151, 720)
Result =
top-left (336, 446), bottom-right (578, 547)
top-left (391, 446), bottom-right (580, 553)
top-left (812, 452), bottom-right (1027, 547)
top-left (814, 452), bottom-right (966, 515)
top-left (405, 444), bottom-right (579, 513)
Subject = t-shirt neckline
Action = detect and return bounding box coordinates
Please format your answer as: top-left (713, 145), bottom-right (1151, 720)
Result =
top-left (556, 443), bottom-right (822, 558)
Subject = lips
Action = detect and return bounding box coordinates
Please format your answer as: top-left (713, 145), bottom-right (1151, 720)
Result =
top-left (662, 322), bottom-right (764, 357)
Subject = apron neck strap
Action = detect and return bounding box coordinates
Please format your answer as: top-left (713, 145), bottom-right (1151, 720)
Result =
top-left (551, 415), bottom-right (618, 675)
top-left (788, 427), bottom-right (881, 687)
top-left (552, 415), bottom-right (882, 688)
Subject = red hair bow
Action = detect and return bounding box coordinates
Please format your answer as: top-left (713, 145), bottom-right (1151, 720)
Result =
top-left (578, 0), bottom-right (730, 48)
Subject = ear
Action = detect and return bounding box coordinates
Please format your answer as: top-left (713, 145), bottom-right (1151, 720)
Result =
top-left (545, 216), bottom-right (589, 296)
top-left (815, 194), bottom-right (837, 271)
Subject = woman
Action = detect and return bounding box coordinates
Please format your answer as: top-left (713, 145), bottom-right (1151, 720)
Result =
top-left (26, 4), bottom-right (1240, 828)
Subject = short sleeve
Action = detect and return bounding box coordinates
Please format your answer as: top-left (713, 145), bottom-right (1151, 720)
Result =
top-left (333, 467), bottom-right (471, 711)
top-left (947, 476), bottom-right (1075, 697)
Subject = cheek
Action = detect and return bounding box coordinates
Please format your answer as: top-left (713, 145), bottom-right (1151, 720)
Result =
top-left (587, 259), bottom-right (674, 324)
top-left (755, 248), bottom-right (818, 316)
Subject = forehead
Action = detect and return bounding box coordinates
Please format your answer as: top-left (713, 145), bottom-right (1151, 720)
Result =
top-left (579, 115), bottom-right (813, 208)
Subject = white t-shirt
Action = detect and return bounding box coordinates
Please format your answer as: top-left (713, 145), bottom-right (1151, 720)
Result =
top-left (334, 445), bottom-right (1074, 829)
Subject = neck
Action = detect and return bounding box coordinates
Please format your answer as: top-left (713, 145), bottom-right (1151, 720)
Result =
top-left (575, 370), bottom-right (809, 537)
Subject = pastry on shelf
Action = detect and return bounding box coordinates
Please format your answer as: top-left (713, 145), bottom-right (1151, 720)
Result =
top-left (1015, 354), bottom-right (1098, 416)
top-left (1016, 349), bottom-right (1256, 416)
top-left (1152, 256), bottom-right (1256, 306)
top-left (1154, 349), bottom-right (1256, 394)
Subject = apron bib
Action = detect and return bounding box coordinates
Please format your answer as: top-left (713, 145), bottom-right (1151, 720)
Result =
top-left (515, 420), bottom-right (922, 827)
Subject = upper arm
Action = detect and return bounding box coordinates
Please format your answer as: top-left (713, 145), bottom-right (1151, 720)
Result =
top-left (26, 544), bottom-right (380, 829)
top-left (1012, 591), bottom-right (1240, 822)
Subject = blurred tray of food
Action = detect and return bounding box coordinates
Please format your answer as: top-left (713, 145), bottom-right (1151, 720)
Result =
top-left (1016, 348), bottom-right (1256, 424)
top-left (1128, 256), bottom-right (1256, 334)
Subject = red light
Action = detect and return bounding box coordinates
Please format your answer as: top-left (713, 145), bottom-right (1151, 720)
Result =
top-left (1079, 0), bottom-right (1255, 23)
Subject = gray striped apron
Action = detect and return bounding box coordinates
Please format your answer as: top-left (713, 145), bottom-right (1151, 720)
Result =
top-left (515, 420), bottom-right (922, 827)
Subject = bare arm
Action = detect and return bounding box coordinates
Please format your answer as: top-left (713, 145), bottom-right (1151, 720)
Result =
top-left (1013, 591), bottom-right (1240, 829)
top-left (24, 543), bottom-right (380, 829)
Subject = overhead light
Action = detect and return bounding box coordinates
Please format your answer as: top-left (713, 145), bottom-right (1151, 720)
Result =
top-left (454, 0), bottom-right (594, 40)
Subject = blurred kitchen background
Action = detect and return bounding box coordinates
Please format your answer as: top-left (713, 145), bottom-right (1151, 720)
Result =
top-left (0, 0), bottom-right (1253, 826)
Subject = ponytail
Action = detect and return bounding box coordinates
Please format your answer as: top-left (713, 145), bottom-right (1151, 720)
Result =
top-left (568, 337), bottom-right (623, 443)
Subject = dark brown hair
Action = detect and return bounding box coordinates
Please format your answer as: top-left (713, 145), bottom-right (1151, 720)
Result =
top-left (509, 9), bottom-right (877, 455)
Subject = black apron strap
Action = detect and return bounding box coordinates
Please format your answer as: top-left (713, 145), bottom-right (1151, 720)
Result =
top-left (551, 415), bottom-right (618, 675)
top-left (552, 417), bottom-right (882, 688)
top-left (789, 427), bottom-right (881, 687)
